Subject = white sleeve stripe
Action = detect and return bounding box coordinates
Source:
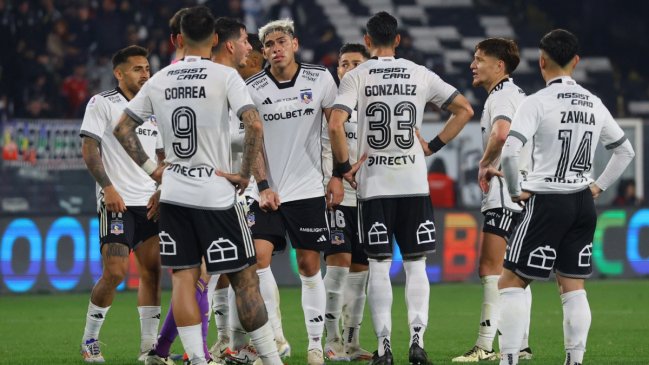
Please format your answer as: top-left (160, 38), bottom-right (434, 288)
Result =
top-left (332, 103), bottom-right (353, 115)
top-left (605, 136), bottom-right (627, 150)
top-left (508, 130), bottom-right (527, 145)
top-left (236, 104), bottom-right (256, 119)
top-left (440, 90), bottom-right (459, 110)
top-left (80, 130), bottom-right (102, 143)
top-left (124, 107), bottom-right (146, 125)
top-left (492, 115), bottom-right (512, 123)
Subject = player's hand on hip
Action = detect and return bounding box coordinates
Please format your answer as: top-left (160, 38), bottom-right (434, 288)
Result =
top-left (326, 177), bottom-right (344, 209)
top-left (103, 185), bottom-right (126, 213)
top-left (150, 163), bottom-right (167, 184)
top-left (478, 165), bottom-right (503, 193)
top-left (259, 189), bottom-right (280, 212)
top-left (343, 154), bottom-right (367, 190)
top-left (146, 189), bottom-right (161, 221)
top-left (216, 170), bottom-right (249, 195)
top-left (416, 129), bottom-right (433, 156)
top-left (589, 183), bottom-right (603, 199)
top-left (512, 191), bottom-right (532, 207)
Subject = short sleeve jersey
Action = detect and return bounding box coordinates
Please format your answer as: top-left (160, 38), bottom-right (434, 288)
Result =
top-left (125, 56), bottom-right (255, 209)
top-left (480, 78), bottom-right (528, 212)
top-left (322, 110), bottom-right (359, 207)
top-left (333, 56), bottom-right (458, 200)
top-left (79, 88), bottom-right (158, 209)
top-left (245, 63), bottom-right (337, 203)
top-left (509, 76), bottom-right (626, 193)
top-left (229, 110), bottom-right (255, 197)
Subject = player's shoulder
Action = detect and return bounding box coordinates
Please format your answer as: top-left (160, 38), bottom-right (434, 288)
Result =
top-left (245, 68), bottom-right (269, 86)
top-left (490, 80), bottom-right (526, 100)
top-left (92, 88), bottom-right (124, 106)
top-left (299, 63), bottom-right (334, 82)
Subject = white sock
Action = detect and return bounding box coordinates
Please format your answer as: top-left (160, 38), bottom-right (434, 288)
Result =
top-left (207, 274), bottom-right (219, 323)
top-left (562, 290), bottom-right (590, 365)
top-left (177, 324), bottom-right (207, 365)
top-left (498, 287), bottom-right (526, 365)
top-left (342, 270), bottom-right (368, 347)
top-left (249, 322), bottom-right (283, 365)
top-left (82, 301), bottom-right (110, 343)
top-left (228, 285), bottom-right (249, 350)
top-left (476, 275), bottom-right (499, 351)
top-left (404, 258), bottom-right (429, 348)
top-left (521, 285), bottom-right (532, 350)
top-left (138, 306), bottom-right (161, 352)
top-left (212, 287), bottom-right (230, 340)
top-left (257, 267), bottom-right (286, 342)
top-left (300, 270), bottom-right (326, 351)
top-left (324, 265), bottom-right (349, 342)
top-left (368, 259), bottom-right (392, 356)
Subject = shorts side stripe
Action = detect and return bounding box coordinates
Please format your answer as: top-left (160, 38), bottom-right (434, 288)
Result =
top-left (100, 203), bottom-right (107, 238)
top-left (357, 202), bottom-right (364, 244)
top-left (508, 196), bottom-right (534, 263)
top-left (234, 204), bottom-right (254, 258)
top-left (512, 195), bottom-right (535, 262)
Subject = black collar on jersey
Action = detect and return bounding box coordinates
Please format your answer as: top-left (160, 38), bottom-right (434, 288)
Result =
top-left (182, 56), bottom-right (211, 61)
top-left (489, 78), bottom-right (510, 94)
top-left (115, 87), bottom-right (130, 101)
top-left (548, 78), bottom-right (562, 85)
top-left (265, 63), bottom-right (302, 89)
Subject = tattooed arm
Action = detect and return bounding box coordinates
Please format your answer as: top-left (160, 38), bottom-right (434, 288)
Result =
top-left (113, 113), bottom-right (164, 183)
top-left (81, 136), bottom-right (126, 212)
top-left (239, 108), bottom-right (264, 179)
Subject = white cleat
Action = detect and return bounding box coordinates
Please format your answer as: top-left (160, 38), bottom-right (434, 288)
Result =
top-left (81, 339), bottom-right (105, 363)
top-left (276, 339), bottom-right (291, 358)
top-left (210, 336), bottom-right (231, 360)
top-left (224, 345), bottom-right (258, 364)
top-left (324, 340), bottom-right (349, 361)
top-left (519, 347), bottom-right (533, 360)
top-left (307, 348), bottom-right (325, 365)
top-left (344, 344), bottom-right (373, 361)
top-left (452, 345), bottom-right (498, 362)
top-left (144, 350), bottom-right (176, 365)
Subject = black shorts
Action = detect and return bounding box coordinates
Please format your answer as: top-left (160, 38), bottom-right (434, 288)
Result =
top-left (324, 205), bottom-right (369, 266)
top-left (98, 204), bottom-right (158, 251)
top-left (158, 202), bottom-right (256, 274)
top-left (248, 196), bottom-right (330, 252)
top-left (482, 208), bottom-right (521, 239)
top-left (358, 196), bottom-right (436, 259)
top-left (504, 189), bottom-right (596, 280)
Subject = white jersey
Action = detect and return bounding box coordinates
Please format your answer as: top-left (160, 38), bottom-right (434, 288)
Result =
top-left (509, 76), bottom-right (626, 193)
top-left (246, 63), bottom-right (337, 203)
top-left (480, 78), bottom-right (528, 212)
top-left (80, 88), bottom-right (158, 209)
top-left (322, 110), bottom-right (358, 207)
top-left (125, 56), bottom-right (255, 209)
top-left (334, 56), bottom-right (458, 200)
top-left (229, 110), bottom-right (255, 197)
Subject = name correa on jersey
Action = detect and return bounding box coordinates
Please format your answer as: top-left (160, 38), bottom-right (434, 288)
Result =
top-left (125, 56), bottom-right (255, 209)
top-left (509, 76), bottom-right (626, 193)
top-left (333, 56), bottom-right (458, 200)
top-left (479, 78), bottom-right (527, 212)
top-left (246, 63), bottom-right (337, 203)
top-left (79, 88), bottom-right (159, 209)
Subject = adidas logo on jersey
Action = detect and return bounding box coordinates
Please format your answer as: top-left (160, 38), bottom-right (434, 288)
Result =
top-left (262, 97), bottom-right (273, 105)
top-left (317, 235), bottom-right (328, 243)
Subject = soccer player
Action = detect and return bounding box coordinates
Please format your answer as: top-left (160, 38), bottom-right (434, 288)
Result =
top-left (321, 43), bottom-right (372, 362)
top-left (453, 38), bottom-right (532, 362)
top-left (245, 18), bottom-right (338, 365)
top-left (328, 11), bottom-right (474, 365)
top-left (494, 29), bottom-right (634, 365)
top-left (79, 45), bottom-right (162, 363)
top-left (113, 6), bottom-right (282, 365)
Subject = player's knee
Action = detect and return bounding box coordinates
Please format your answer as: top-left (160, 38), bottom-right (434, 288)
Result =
top-left (139, 264), bottom-right (161, 285)
top-left (297, 256), bottom-right (320, 276)
top-left (479, 256), bottom-right (503, 276)
top-left (102, 267), bottom-right (127, 287)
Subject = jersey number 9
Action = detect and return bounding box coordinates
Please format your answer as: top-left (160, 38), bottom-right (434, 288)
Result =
top-left (171, 106), bottom-right (197, 158)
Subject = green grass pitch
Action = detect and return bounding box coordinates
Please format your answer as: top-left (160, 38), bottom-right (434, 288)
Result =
top-left (1, 280), bottom-right (647, 365)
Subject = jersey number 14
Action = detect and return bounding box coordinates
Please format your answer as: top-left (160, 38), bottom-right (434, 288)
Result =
top-left (555, 129), bottom-right (593, 179)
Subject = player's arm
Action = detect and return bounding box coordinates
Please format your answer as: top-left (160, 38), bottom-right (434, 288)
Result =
top-left (239, 108), bottom-right (264, 180)
top-left (330, 73), bottom-right (364, 187)
top-left (81, 137), bottom-right (126, 213)
top-left (421, 93), bottom-right (474, 156)
top-left (113, 113), bottom-right (164, 183)
top-left (478, 119), bottom-right (510, 192)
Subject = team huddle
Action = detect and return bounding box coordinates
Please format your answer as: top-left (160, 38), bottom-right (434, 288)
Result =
top-left (78, 6), bottom-right (634, 365)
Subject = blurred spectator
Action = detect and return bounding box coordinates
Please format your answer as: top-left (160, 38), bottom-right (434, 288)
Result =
top-left (612, 179), bottom-right (643, 207)
top-left (61, 63), bottom-right (89, 118)
top-left (396, 29), bottom-right (426, 66)
top-left (269, 0), bottom-right (293, 20)
top-left (95, 0), bottom-right (125, 57)
top-left (428, 158), bottom-right (456, 208)
top-left (313, 25), bottom-right (341, 69)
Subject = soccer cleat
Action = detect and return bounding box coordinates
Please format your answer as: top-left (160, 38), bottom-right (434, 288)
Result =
top-left (452, 345), bottom-right (498, 362)
top-left (144, 349), bottom-right (175, 365)
top-left (324, 340), bottom-right (349, 361)
top-left (519, 347), bottom-right (533, 360)
top-left (224, 345), bottom-right (258, 364)
top-left (344, 344), bottom-right (373, 361)
top-left (210, 336), bottom-right (231, 360)
top-left (307, 348), bottom-right (325, 365)
top-left (409, 343), bottom-right (432, 365)
top-left (369, 350), bottom-right (393, 365)
top-left (81, 338), bottom-right (105, 363)
top-left (276, 339), bottom-right (291, 358)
